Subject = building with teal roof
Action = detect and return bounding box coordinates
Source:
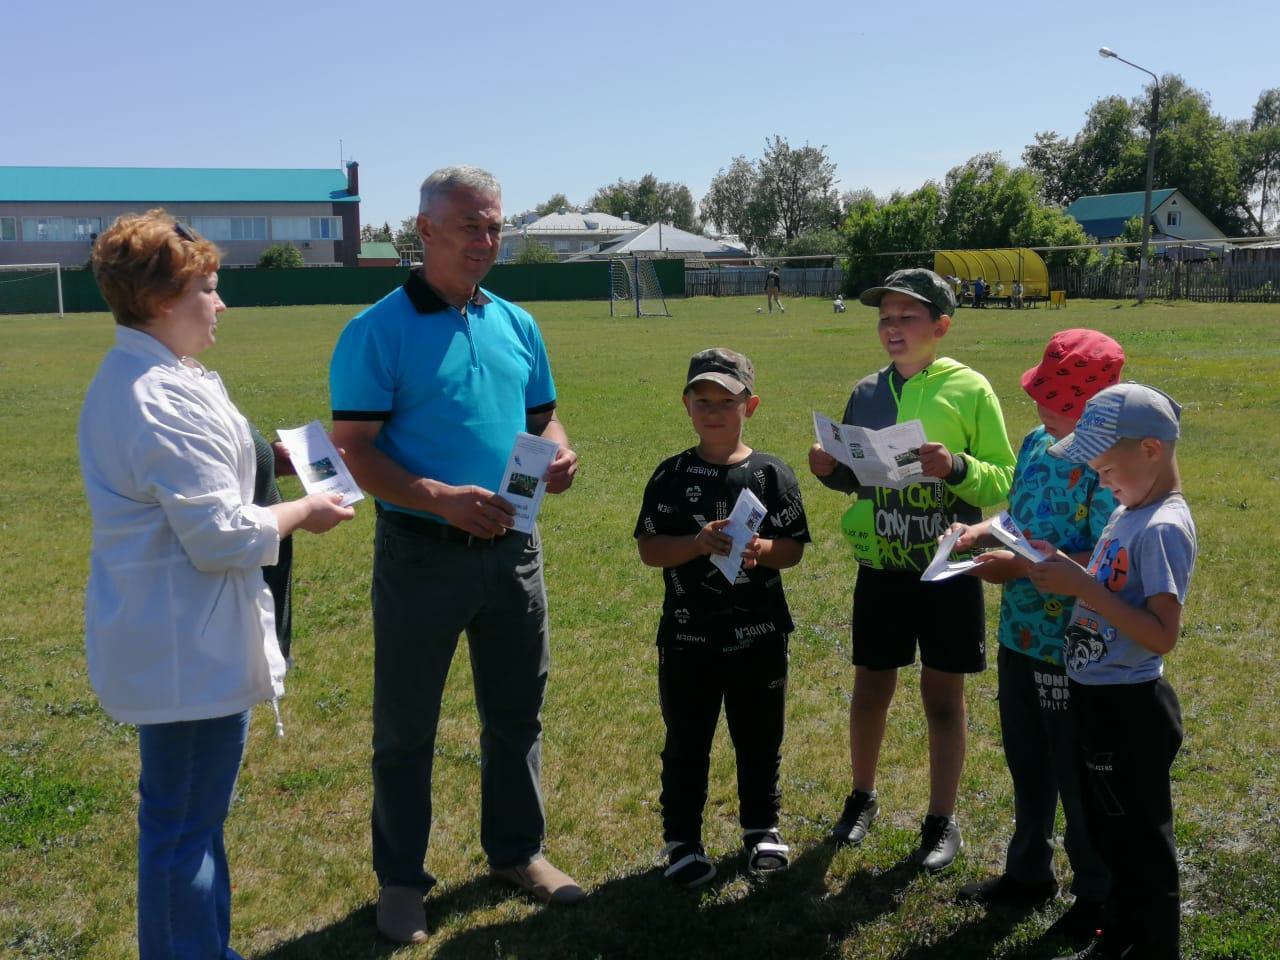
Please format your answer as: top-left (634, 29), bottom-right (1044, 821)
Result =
top-left (1064, 188), bottom-right (1225, 247)
top-left (0, 163), bottom-right (361, 267)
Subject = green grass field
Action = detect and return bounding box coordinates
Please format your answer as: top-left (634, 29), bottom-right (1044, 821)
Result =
top-left (2, 295), bottom-right (1277, 960)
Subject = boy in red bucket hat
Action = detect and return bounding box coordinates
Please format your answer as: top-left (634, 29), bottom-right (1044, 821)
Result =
top-left (946, 329), bottom-right (1124, 949)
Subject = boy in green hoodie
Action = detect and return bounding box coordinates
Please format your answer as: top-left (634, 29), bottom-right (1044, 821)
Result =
top-left (810, 268), bottom-right (1015, 872)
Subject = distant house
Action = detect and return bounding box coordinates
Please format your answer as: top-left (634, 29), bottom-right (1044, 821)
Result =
top-left (0, 163), bottom-right (361, 267)
top-left (499, 210), bottom-right (645, 261)
top-left (358, 241), bottom-right (401, 268)
top-left (571, 222), bottom-right (748, 261)
top-left (1065, 189), bottom-right (1226, 251)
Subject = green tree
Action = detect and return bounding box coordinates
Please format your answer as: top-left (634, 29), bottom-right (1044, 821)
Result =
top-left (840, 155), bottom-right (1094, 292)
top-left (360, 221), bottom-right (393, 242)
top-left (394, 216), bottom-right (422, 260)
top-left (701, 156), bottom-right (770, 245)
top-left (757, 136), bottom-right (839, 241)
top-left (779, 227), bottom-right (844, 261)
top-left (514, 240), bottom-right (559, 264)
top-left (587, 174), bottom-right (700, 231)
top-left (536, 193), bottom-right (575, 216)
top-left (1243, 88), bottom-right (1280, 232)
top-left (257, 242), bottom-right (304, 269)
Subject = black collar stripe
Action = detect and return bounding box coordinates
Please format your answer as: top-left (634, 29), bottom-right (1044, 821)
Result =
top-left (403, 269), bottom-right (490, 314)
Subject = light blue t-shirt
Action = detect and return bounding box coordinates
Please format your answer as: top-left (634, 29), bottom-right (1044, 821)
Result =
top-left (329, 272), bottom-right (556, 520)
top-left (998, 426), bottom-right (1116, 665)
top-left (1064, 493), bottom-right (1197, 685)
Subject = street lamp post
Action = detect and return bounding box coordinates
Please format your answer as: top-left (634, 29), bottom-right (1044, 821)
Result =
top-left (1100, 46), bottom-right (1161, 305)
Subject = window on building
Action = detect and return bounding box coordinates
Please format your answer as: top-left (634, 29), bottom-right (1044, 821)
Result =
top-left (71, 217), bottom-right (102, 240)
top-left (230, 217), bottom-right (267, 241)
top-left (193, 217), bottom-right (232, 241)
top-left (0, 217), bottom-right (15, 241)
top-left (22, 217), bottom-right (64, 241)
top-left (554, 239), bottom-right (570, 252)
top-left (1166, 210), bottom-right (1181, 228)
top-left (271, 216), bottom-right (310, 241)
top-left (309, 216), bottom-right (343, 240)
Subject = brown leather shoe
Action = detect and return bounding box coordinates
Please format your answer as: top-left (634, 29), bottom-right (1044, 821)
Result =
top-left (492, 856), bottom-right (586, 904)
top-left (376, 885), bottom-right (428, 944)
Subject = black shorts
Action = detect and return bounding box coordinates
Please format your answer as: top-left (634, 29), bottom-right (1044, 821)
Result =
top-left (850, 565), bottom-right (987, 674)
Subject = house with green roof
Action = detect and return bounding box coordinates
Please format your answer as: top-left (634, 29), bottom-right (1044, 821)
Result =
top-left (1064, 188), bottom-right (1226, 248)
top-left (0, 162), bottom-right (361, 267)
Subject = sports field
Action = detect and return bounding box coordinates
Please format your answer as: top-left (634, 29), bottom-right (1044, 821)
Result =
top-left (1, 296), bottom-right (1276, 959)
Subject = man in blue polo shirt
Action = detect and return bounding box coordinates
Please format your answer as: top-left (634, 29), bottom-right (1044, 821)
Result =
top-left (330, 165), bottom-right (582, 945)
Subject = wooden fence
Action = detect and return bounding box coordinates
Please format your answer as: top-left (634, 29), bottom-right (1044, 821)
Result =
top-left (1050, 258), bottom-right (1280, 303)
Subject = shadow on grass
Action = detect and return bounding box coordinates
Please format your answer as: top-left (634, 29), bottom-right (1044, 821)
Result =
top-left (254, 845), bottom-right (1061, 959)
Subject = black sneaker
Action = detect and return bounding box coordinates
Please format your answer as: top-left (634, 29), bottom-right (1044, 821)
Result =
top-left (1045, 897), bottom-right (1106, 944)
top-left (957, 872), bottom-right (1058, 906)
top-left (661, 841), bottom-right (716, 888)
top-left (830, 790), bottom-right (879, 846)
top-left (915, 814), bottom-right (962, 873)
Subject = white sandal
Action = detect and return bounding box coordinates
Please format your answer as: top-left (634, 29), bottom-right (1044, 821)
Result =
top-left (661, 841), bottom-right (716, 887)
top-left (744, 829), bottom-right (790, 873)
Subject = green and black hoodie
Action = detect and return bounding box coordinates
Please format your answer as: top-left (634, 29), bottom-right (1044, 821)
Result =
top-left (819, 356), bottom-right (1015, 572)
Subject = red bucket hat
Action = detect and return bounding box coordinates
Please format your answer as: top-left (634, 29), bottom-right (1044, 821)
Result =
top-left (1022, 329), bottom-right (1125, 416)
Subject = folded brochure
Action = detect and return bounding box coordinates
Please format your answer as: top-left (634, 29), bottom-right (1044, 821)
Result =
top-left (812, 412), bottom-right (928, 489)
top-left (920, 527), bottom-right (979, 582)
top-left (276, 421), bottom-right (364, 507)
top-left (498, 431), bottom-right (561, 534)
top-left (710, 487), bottom-right (769, 583)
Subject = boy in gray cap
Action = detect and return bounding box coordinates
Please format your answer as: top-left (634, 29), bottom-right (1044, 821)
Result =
top-left (635, 348), bottom-right (810, 887)
top-left (1027, 382), bottom-right (1195, 960)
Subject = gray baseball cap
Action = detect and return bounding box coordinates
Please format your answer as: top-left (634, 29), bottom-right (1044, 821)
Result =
top-left (1048, 382), bottom-right (1182, 462)
top-left (685, 347), bottom-right (755, 395)
top-left (859, 268), bottom-right (958, 317)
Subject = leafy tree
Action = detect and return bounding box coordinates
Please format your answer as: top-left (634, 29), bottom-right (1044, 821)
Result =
top-left (1025, 77), bottom-right (1268, 235)
top-left (587, 174), bottom-right (699, 231)
top-left (360, 221), bottom-right (393, 242)
top-left (779, 227), bottom-right (844, 262)
top-left (536, 193), bottom-right (575, 216)
top-left (1243, 88), bottom-right (1280, 232)
top-left (701, 157), bottom-right (768, 243)
top-left (394, 216), bottom-right (422, 260)
top-left (757, 136), bottom-right (839, 241)
top-left (257, 242), bottom-right (304, 269)
top-left (514, 240), bottom-right (559, 264)
top-left (841, 155), bottom-right (1094, 292)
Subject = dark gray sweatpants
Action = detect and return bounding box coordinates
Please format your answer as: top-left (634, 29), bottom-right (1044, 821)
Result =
top-left (370, 516), bottom-right (550, 890)
top-left (998, 645), bottom-right (1109, 900)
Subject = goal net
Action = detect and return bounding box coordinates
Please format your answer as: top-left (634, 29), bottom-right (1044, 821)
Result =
top-left (609, 257), bottom-right (671, 317)
top-left (0, 263), bottom-right (64, 317)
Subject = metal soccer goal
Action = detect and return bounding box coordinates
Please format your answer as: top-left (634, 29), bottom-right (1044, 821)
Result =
top-left (609, 256), bottom-right (670, 317)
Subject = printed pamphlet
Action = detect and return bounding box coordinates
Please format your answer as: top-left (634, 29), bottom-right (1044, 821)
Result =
top-left (710, 487), bottom-right (769, 583)
top-left (813, 412), bottom-right (928, 489)
top-left (920, 527), bottom-right (979, 582)
top-left (498, 432), bottom-right (561, 534)
top-left (276, 421), bottom-right (364, 507)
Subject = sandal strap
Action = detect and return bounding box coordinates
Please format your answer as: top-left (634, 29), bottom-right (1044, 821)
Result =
top-left (664, 852), bottom-right (712, 878)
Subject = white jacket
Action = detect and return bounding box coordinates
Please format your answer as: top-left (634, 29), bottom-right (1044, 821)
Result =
top-left (78, 326), bottom-right (286, 725)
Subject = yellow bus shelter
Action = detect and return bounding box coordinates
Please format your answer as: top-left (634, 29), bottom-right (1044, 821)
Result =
top-left (933, 248), bottom-right (1049, 300)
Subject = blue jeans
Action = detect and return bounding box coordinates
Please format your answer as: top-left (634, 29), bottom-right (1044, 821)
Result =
top-left (137, 711), bottom-right (249, 960)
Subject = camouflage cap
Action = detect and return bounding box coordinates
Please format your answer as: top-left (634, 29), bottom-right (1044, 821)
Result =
top-left (859, 268), bottom-right (958, 317)
top-left (685, 347), bottom-right (755, 395)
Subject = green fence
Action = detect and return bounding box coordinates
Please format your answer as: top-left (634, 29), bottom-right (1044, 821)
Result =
top-left (0, 259), bottom-right (686, 315)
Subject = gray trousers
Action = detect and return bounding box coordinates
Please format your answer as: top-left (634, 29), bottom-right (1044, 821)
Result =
top-left (371, 515), bottom-right (550, 890)
top-left (998, 645), bottom-right (1109, 900)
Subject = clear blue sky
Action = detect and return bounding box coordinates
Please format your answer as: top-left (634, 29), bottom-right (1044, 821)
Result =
top-left (7, 0), bottom-right (1278, 231)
